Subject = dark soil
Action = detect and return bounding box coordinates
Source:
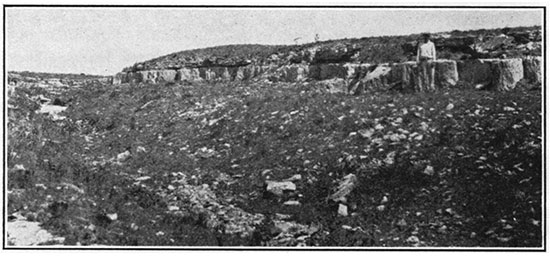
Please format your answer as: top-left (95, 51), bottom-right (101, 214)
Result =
top-left (7, 80), bottom-right (542, 247)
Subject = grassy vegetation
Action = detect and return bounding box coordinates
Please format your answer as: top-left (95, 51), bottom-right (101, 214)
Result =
top-left (7, 79), bottom-right (542, 247)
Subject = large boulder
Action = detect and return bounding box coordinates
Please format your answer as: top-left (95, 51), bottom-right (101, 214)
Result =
top-left (176, 68), bottom-right (202, 81)
top-left (489, 58), bottom-right (524, 91)
top-left (266, 64), bottom-right (309, 82)
top-left (434, 60), bottom-right (458, 88)
top-left (523, 56), bottom-right (542, 85)
top-left (348, 64), bottom-right (392, 95)
top-left (458, 58), bottom-right (524, 90)
top-left (156, 70), bottom-right (177, 82)
top-left (138, 70), bottom-right (157, 83)
top-left (113, 72), bottom-right (128, 85)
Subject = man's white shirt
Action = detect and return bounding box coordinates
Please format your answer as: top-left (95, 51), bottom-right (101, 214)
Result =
top-left (417, 41), bottom-right (436, 61)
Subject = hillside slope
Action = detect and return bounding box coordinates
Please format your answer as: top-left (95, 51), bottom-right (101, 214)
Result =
top-left (7, 76), bottom-right (542, 247)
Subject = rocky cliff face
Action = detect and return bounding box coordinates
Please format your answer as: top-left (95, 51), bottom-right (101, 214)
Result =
top-left (115, 56), bottom-right (540, 94)
top-left (114, 26), bottom-right (541, 93)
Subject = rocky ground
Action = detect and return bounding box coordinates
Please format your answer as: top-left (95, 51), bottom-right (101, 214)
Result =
top-left (6, 76), bottom-right (542, 247)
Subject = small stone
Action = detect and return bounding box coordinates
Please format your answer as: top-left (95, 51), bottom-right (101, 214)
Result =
top-left (284, 174), bottom-right (302, 181)
top-left (266, 181), bottom-right (296, 196)
top-left (406, 235), bottom-right (420, 245)
top-left (497, 236), bottom-right (512, 243)
top-left (261, 169), bottom-right (272, 176)
top-left (167, 205), bottom-right (180, 211)
top-left (106, 213), bottom-right (118, 221)
top-left (470, 232), bottom-right (477, 238)
top-left (283, 200), bottom-right (301, 206)
top-left (329, 174), bottom-right (357, 203)
top-left (381, 196), bottom-right (389, 204)
top-left (135, 176), bottom-right (151, 181)
top-left (136, 146), bottom-right (147, 153)
top-left (384, 151), bottom-right (396, 165)
top-left (423, 165), bottom-right (435, 176)
top-left (117, 150), bottom-right (131, 162)
top-left (358, 129), bottom-right (374, 139)
top-left (35, 184), bottom-right (47, 190)
top-left (275, 213), bottom-right (292, 220)
top-left (377, 205), bottom-right (386, 212)
top-left (342, 225), bottom-right (353, 230)
top-left (337, 204), bottom-right (348, 216)
top-left (13, 164), bottom-right (26, 171)
top-left (397, 219), bottom-right (407, 227)
top-left (438, 225), bottom-right (448, 233)
top-left (446, 103), bottom-right (454, 111)
top-left (156, 231), bottom-right (165, 236)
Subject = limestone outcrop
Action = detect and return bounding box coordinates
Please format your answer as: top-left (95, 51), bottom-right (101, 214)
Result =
top-left (348, 64), bottom-right (391, 95)
top-left (489, 58), bottom-right (524, 91)
top-left (434, 60), bottom-right (459, 88)
top-left (458, 58), bottom-right (524, 91)
top-left (523, 56), bottom-right (542, 85)
top-left (309, 63), bottom-right (369, 81)
top-left (114, 65), bottom-right (274, 84)
top-left (114, 57), bottom-right (537, 94)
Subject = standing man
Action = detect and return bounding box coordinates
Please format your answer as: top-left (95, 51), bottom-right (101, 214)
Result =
top-left (416, 33), bottom-right (436, 91)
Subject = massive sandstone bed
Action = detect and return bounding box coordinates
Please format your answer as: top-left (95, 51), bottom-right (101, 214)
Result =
top-left (114, 57), bottom-right (541, 93)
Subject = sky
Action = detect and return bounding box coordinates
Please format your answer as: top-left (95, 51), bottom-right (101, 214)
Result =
top-left (5, 7), bottom-right (543, 75)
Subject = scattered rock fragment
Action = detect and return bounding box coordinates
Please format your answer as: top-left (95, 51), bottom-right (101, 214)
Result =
top-left (338, 204), bottom-right (349, 216)
top-left (117, 150), bottom-right (131, 162)
top-left (406, 235), bottom-right (420, 245)
top-left (267, 220), bottom-right (320, 246)
top-left (283, 200), bottom-right (301, 206)
top-left (329, 174), bottom-right (357, 203)
top-left (265, 181), bottom-right (297, 196)
top-left (423, 165), bottom-right (435, 176)
top-left (284, 174), bottom-right (302, 182)
top-left (397, 218), bottom-right (408, 228)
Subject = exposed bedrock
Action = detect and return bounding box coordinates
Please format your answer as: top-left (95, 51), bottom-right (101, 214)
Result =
top-left (114, 58), bottom-right (538, 94)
